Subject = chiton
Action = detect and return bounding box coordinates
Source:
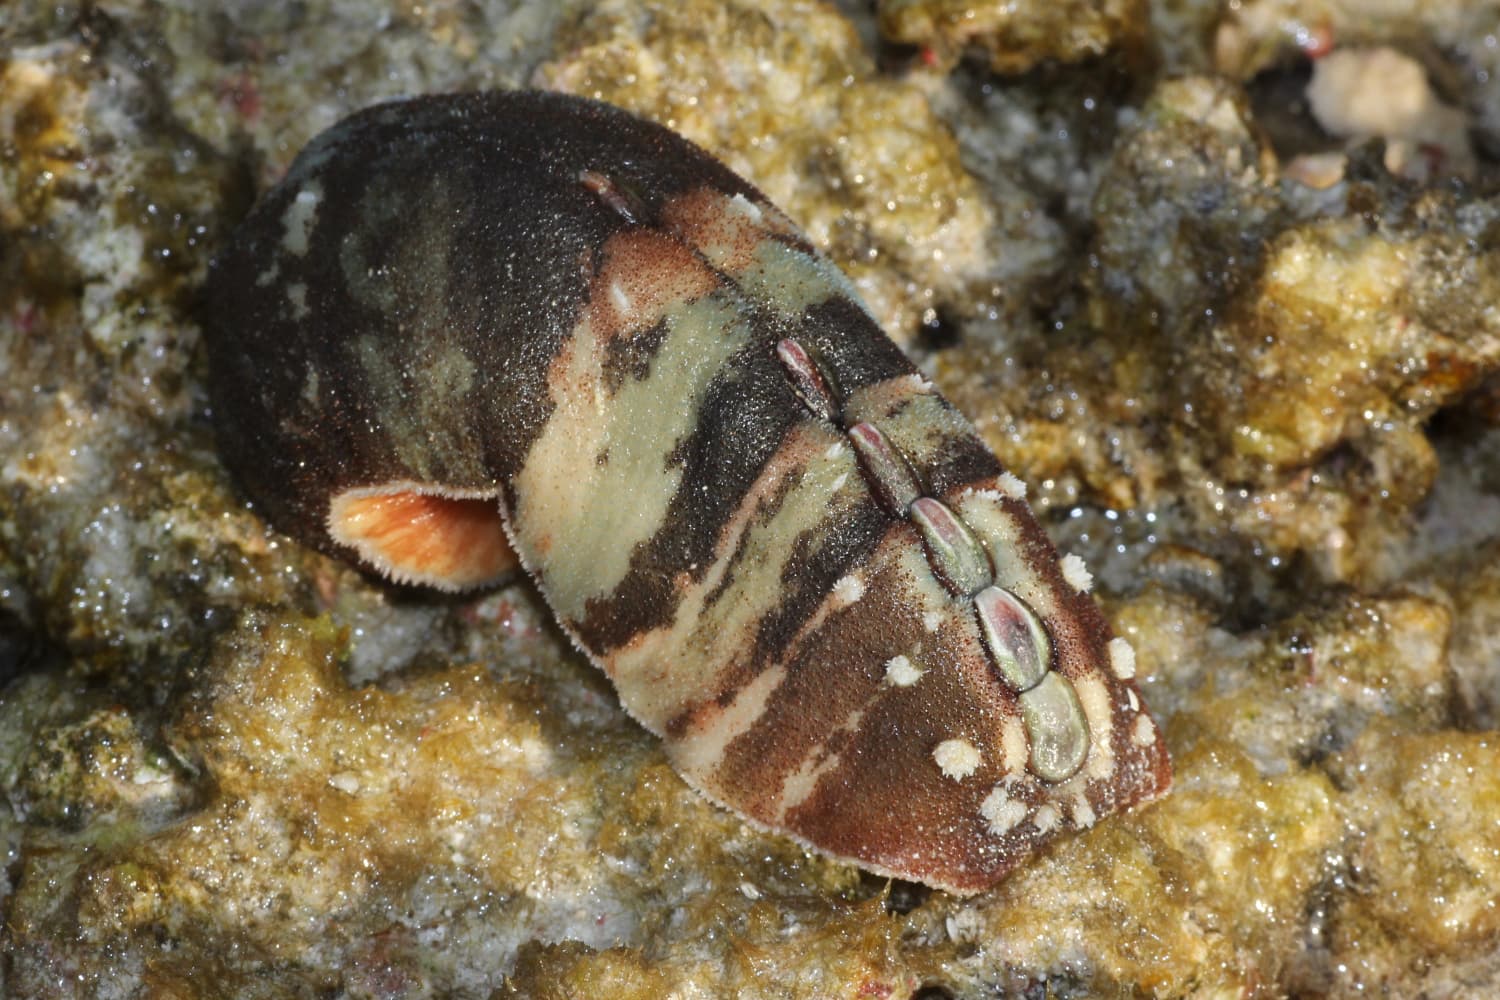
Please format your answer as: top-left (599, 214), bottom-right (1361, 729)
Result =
top-left (203, 91), bottom-right (1171, 895)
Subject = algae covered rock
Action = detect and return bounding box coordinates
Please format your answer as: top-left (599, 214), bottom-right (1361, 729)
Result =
top-left (3, 0), bottom-right (1499, 996)
top-left (878, 0), bottom-right (1149, 73)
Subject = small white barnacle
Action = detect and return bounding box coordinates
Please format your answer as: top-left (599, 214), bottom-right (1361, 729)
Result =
top-left (1107, 636), bottom-right (1137, 680)
top-left (980, 786), bottom-right (1029, 836)
top-left (922, 609), bottom-right (943, 633)
top-left (884, 654), bottom-right (923, 687)
top-left (1132, 713), bottom-right (1157, 748)
top-left (1071, 795), bottom-right (1096, 828)
top-left (832, 573), bottom-right (864, 605)
top-left (995, 471), bottom-right (1027, 501)
top-left (932, 738), bottom-right (981, 781)
top-left (1060, 552), bottom-right (1093, 593)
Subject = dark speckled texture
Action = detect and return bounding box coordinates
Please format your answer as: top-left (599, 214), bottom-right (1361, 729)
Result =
top-left (3, 0), bottom-right (1500, 996)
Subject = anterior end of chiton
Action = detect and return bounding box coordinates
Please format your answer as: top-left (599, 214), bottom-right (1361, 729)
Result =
top-left (326, 487), bottom-right (517, 590)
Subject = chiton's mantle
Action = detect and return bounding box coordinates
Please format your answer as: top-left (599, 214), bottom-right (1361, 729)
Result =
top-left (202, 90), bottom-right (1171, 895)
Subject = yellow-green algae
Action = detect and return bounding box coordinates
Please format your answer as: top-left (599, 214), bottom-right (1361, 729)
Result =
top-left (878, 0), bottom-right (1148, 74)
top-left (3, 0), bottom-right (1500, 996)
top-left (1328, 724), bottom-right (1500, 991)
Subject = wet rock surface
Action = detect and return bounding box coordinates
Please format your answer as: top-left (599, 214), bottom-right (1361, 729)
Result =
top-left (3, 0), bottom-right (1498, 996)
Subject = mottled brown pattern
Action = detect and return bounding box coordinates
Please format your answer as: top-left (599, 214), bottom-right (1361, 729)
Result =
top-left (583, 228), bottom-right (719, 343)
top-left (708, 536), bottom-right (927, 817)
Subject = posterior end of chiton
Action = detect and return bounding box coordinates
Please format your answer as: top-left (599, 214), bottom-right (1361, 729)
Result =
top-left (326, 485), bottom-right (518, 591)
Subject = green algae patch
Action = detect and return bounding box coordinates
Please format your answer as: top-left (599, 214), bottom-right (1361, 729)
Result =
top-left (1188, 593), bottom-right (1453, 776)
top-left (1149, 739), bottom-right (1341, 957)
top-left (15, 698), bottom-right (198, 830)
top-left (940, 817), bottom-right (1216, 997)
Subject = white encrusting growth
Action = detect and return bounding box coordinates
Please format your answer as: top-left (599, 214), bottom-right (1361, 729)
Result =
top-left (729, 191), bottom-right (763, 222)
top-left (1107, 636), bottom-right (1137, 680)
top-left (1071, 796), bottom-right (1096, 828)
top-left (1132, 714), bottom-right (1157, 748)
top-left (932, 738), bottom-right (981, 781)
top-left (1060, 552), bottom-right (1093, 593)
top-left (1000, 715), bottom-right (1029, 774)
top-left (996, 471), bottom-right (1027, 501)
top-left (1032, 804), bottom-right (1061, 834)
top-left (922, 610), bottom-right (943, 633)
top-left (825, 441), bottom-right (846, 460)
top-left (884, 654), bottom-right (923, 687)
top-left (832, 573), bottom-right (864, 605)
top-left (980, 786), bottom-right (1028, 836)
